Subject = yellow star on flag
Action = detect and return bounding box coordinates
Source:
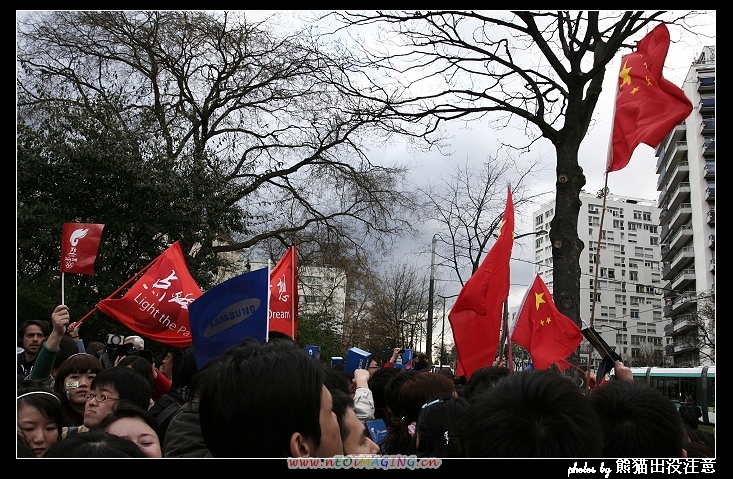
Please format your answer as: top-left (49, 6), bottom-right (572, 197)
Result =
top-left (534, 291), bottom-right (546, 310)
top-left (619, 60), bottom-right (632, 87)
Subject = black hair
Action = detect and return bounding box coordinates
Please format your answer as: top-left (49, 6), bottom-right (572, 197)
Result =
top-left (458, 369), bottom-right (603, 457)
top-left (192, 337), bottom-right (326, 457)
top-left (589, 378), bottom-right (686, 457)
top-left (44, 429), bottom-right (147, 457)
top-left (91, 365), bottom-right (152, 411)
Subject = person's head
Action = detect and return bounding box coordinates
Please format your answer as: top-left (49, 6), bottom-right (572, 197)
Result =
top-left (98, 400), bottom-right (163, 458)
top-left (382, 369), bottom-right (420, 427)
top-left (463, 365), bottom-right (511, 402)
top-left (84, 366), bottom-right (152, 428)
top-left (589, 378), bottom-right (687, 457)
top-left (44, 428), bottom-right (148, 458)
top-left (683, 424), bottom-right (715, 457)
top-left (86, 341), bottom-right (106, 358)
top-left (192, 338), bottom-right (342, 457)
top-left (123, 335), bottom-right (145, 350)
top-left (117, 355), bottom-right (155, 397)
top-left (322, 365), bottom-right (353, 396)
top-left (367, 358), bottom-right (379, 378)
top-left (368, 366), bottom-right (401, 420)
top-left (413, 352), bottom-right (429, 370)
top-left (53, 335), bottom-right (82, 373)
top-left (383, 371), bottom-right (456, 455)
top-left (19, 319), bottom-right (51, 357)
top-left (16, 388), bottom-right (64, 457)
top-left (330, 388), bottom-right (381, 455)
top-left (415, 394), bottom-right (468, 458)
top-left (457, 369), bottom-right (603, 457)
top-left (167, 346), bottom-right (198, 390)
top-left (53, 353), bottom-right (104, 422)
top-left (399, 371), bottom-right (457, 427)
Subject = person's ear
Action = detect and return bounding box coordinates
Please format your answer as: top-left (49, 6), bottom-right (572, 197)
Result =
top-left (289, 432), bottom-right (313, 457)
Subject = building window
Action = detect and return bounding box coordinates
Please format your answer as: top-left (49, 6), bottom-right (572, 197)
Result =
top-left (634, 211), bottom-right (642, 220)
top-left (630, 309), bottom-right (639, 319)
top-left (643, 212), bottom-right (651, 221)
top-left (536, 215), bottom-right (544, 226)
top-left (630, 271), bottom-right (638, 281)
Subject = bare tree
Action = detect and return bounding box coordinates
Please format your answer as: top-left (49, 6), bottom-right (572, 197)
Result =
top-left (674, 289), bottom-right (715, 365)
top-left (323, 10), bottom-right (712, 369)
top-left (16, 11), bottom-right (419, 268)
top-left (361, 261), bottom-right (430, 355)
top-left (625, 340), bottom-right (665, 367)
top-left (417, 153), bottom-right (547, 285)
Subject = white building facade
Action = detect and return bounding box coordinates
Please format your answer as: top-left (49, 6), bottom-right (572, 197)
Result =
top-left (654, 46), bottom-right (715, 367)
top-left (533, 191), bottom-right (668, 370)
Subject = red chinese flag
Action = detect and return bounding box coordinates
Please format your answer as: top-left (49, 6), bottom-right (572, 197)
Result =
top-left (448, 186), bottom-right (513, 380)
top-left (60, 223), bottom-right (105, 275)
top-left (96, 241), bottom-right (202, 347)
top-left (269, 245), bottom-right (299, 340)
top-left (510, 274), bottom-right (583, 371)
top-left (607, 23), bottom-right (693, 173)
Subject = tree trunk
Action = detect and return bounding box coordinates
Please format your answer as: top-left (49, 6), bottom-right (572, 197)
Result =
top-left (552, 139), bottom-right (586, 369)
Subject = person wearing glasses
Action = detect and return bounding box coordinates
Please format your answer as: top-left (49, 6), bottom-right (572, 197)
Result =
top-left (63, 366), bottom-right (153, 437)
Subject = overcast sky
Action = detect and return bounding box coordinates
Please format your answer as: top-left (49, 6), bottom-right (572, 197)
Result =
top-left (370, 11), bottom-right (717, 306)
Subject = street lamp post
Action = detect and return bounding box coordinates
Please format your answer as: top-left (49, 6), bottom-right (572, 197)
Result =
top-left (426, 234), bottom-right (436, 361)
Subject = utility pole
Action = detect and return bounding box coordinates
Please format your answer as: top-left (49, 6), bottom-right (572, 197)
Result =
top-left (426, 234), bottom-right (436, 362)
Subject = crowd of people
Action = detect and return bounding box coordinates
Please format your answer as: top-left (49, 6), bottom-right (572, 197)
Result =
top-left (17, 305), bottom-right (715, 458)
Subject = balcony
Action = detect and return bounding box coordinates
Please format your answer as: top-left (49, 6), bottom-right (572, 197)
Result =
top-left (699, 97), bottom-right (715, 113)
top-left (669, 268), bottom-right (695, 291)
top-left (657, 161), bottom-right (688, 191)
top-left (663, 295), bottom-right (697, 318)
top-left (656, 124), bottom-right (687, 171)
top-left (667, 225), bottom-right (693, 252)
top-left (704, 162), bottom-right (715, 180)
top-left (668, 182), bottom-right (691, 211)
top-left (707, 209), bottom-right (715, 225)
top-left (702, 140), bottom-right (715, 157)
top-left (662, 246), bottom-right (695, 280)
top-left (668, 203), bottom-right (692, 230)
top-left (705, 187), bottom-right (715, 202)
top-left (710, 258), bottom-right (715, 274)
top-left (701, 118), bottom-right (715, 134)
top-left (698, 76), bottom-right (715, 92)
top-left (709, 233), bottom-right (715, 249)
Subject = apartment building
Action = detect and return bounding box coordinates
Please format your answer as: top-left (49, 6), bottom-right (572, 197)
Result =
top-left (654, 46), bottom-right (715, 367)
top-left (533, 191), bottom-right (668, 370)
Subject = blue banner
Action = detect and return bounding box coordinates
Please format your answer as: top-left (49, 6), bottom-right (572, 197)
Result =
top-left (189, 267), bottom-right (269, 369)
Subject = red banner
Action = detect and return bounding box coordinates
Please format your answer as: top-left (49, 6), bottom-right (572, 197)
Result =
top-left (607, 23), bottom-right (693, 173)
top-left (268, 245), bottom-right (298, 340)
top-left (96, 241), bottom-right (202, 347)
top-left (510, 274), bottom-right (583, 371)
top-left (60, 223), bottom-right (105, 275)
top-left (449, 186), bottom-right (513, 380)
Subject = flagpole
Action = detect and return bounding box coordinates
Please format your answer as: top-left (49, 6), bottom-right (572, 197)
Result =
top-left (61, 273), bottom-right (65, 305)
top-left (585, 175), bottom-right (611, 393)
top-left (290, 245), bottom-right (295, 340)
top-left (498, 298), bottom-right (509, 359)
top-left (266, 259), bottom-right (271, 342)
top-left (74, 248), bottom-right (167, 326)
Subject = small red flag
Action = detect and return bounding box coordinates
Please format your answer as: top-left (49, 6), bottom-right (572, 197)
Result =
top-left (607, 23), bottom-right (693, 173)
top-left (510, 274), bottom-right (583, 370)
top-left (449, 186), bottom-right (513, 380)
top-left (60, 223), bottom-right (104, 275)
top-left (96, 241), bottom-right (202, 347)
top-left (268, 245), bottom-right (299, 340)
